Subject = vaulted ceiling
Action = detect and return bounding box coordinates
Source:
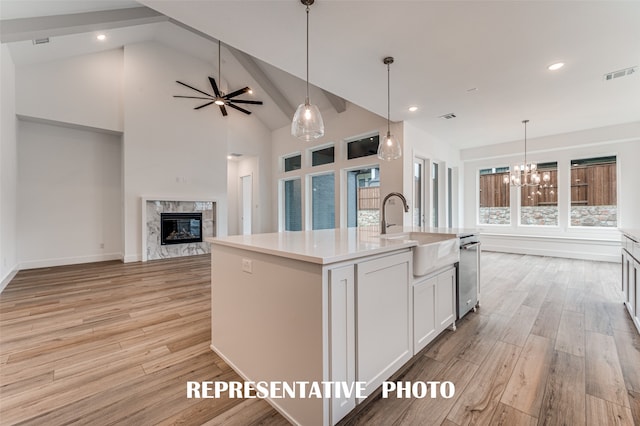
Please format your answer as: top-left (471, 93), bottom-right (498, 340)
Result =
top-left (2, 1), bottom-right (639, 148)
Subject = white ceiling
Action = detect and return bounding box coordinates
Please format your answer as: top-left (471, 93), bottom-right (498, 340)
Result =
top-left (3, 1), bottom-right (640, 149)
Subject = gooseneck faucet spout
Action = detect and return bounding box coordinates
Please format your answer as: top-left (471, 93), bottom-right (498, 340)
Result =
top-left (380, 192), bottom-right (409, 234)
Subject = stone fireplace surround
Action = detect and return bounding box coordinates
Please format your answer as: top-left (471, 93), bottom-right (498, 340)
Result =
top-left (142, 197), bottom-right (216, 261)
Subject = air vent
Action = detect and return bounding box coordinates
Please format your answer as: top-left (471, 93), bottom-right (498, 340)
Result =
top-left (439, 113), bottom-right (457, 120)
top-left (32, 37), bottom-right (50, 45)
top-left (604, 66), bottom-right (637, 81)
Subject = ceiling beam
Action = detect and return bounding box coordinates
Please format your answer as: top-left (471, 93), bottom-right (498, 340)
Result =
top-left (225, 46), bottom-right (297, 120)
top-left (323, 90), bottom-right (347, 114)
top-left (0, 7), bottom-right (167, 43)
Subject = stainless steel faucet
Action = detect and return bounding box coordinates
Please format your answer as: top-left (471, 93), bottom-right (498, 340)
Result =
top-left (380, 192), bottom-right (409, 234)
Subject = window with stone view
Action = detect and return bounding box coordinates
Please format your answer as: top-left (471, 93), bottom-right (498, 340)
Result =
top-left (520, 162), bottom-right (558, 226)
top-left (570, 156), bottom-right (617, 227)
top-left (479, 167), bottom-right (510, 224)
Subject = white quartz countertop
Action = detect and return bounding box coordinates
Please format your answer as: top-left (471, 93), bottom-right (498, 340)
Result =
top-left (207, 227), bottom-right (461, 265)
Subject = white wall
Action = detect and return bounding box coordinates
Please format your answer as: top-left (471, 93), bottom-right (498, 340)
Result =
top-left (11, 40), bottom-right (273, 266)
top-left (122, 41), bottom-right (229, 261)
top-left (17, 120), bottom-right (123, 268)
top-left (271, 103), bottom-right (405, 232)
top-left (0, 45), bottom-right (18, 291)
top-left (15, 49), bottom-right (123, 133)
top-left (228, 112), bottom-right (273, 234)
top-left (461, 122), bottom-right (640, 261)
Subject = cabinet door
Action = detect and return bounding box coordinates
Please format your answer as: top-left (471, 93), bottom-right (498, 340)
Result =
top-left (413, 276), bottom-right (437, 354)
top-left (356, 251), bottom-right (412, 400)
top-left (622, 251), bottom-right (628, 296)
top-left (635, 260), bottom-right (640, 327)
top-left (329, 265), bottom-right (356, 424)
top-left (630, 260), bottom-right (637, 317)
top-left (436, 267), bottom-right (456, 331)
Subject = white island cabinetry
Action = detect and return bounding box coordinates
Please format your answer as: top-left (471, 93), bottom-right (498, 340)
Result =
top-left (621, 229), bottom-right (640, 333)
top-left (208, 228), bottom-right (457, 425)
top-left (413, 266), bottom-right (456, 354)
top-left (356, 251), bottom-right (412, 400)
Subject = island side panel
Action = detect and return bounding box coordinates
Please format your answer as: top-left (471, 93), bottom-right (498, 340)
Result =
top-left (210, 244), bottom-right (326, 426)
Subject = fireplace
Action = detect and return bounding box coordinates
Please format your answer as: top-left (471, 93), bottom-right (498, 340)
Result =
top-left (160, 212), bottom-right (203, 245)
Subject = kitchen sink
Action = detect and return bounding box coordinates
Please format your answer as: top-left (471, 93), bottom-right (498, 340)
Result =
top-left (380, 232), bottom-right (460, 276)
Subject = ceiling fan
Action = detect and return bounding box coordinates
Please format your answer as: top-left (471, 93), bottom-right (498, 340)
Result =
top-left (174, 40), bottom-right (263, 116)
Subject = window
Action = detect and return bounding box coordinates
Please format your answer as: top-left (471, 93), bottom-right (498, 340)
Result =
top-left (478, 166), bottom-right (510, 224)
top-left (570, 156), bottom-right (617, 227)
top-left (284, 154), bottom-right (301, 172)
top-left (311, 173), bottom-right (335, 230)
top-left (284, 179), bottom-right (302, 231)
top-left (413, 162), bottom-right (423, 227)
top-left (520, 162), bottom-right (558, 226)
top-left (347, 134), bottom-right (379, 160)
top-left (432, 162), bottom-right (439, 227)
top-left (347, 167), bottom-right (380, 228)
top-left (311, 146), bottom-right (335, 166)
top-left (447, 167), bottom-right (453, 227)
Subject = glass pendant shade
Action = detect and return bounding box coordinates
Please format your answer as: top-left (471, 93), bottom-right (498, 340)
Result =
top-left (292, 0), bottom-right (324, 141)
top-left (378, 131), bottom-right (402, 161)
top-left (377, 56), bottom-right (401, 161)
top-left (292, 100), bottom-right (324, 141)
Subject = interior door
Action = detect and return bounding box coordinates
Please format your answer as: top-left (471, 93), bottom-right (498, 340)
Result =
top-left (240, 174), bottom-right (252, 235)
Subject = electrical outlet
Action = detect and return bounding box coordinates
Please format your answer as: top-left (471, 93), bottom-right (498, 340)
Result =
top-left (242, 258), bottom-right (252, 274)
top-left (100, 243), bottom-right (105, 249)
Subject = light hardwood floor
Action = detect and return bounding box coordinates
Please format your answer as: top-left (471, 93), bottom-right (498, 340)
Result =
top-left (1, 252), bottom-right (638, 425)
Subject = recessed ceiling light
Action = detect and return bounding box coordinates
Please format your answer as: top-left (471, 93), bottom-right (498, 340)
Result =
top-left (97, 34), bottom-right (106, 41)
top-left (247, 88), bottom-right (253, 94)
top-left (547, 62), bottom-right (564, 71)
top-left (408, 106), bottom-right (418, 112)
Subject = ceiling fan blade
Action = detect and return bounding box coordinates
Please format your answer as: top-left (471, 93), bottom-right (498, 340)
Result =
top-left (227, 103), bottom-right (251, 115)
top-left (219, 104), bottom-right (228, 116)
top-left (208, 77), bottom-right (222, 97)
top-left (174, 95), bottom-right (215, 100)
top-left (230, 99), bottom-right (263, 105)
top-left (195, 101), bottom-right (215, 110)
top-left (176, 81), bottom-right (213, 98)
top-left (224, 87), bottom-right (250, 100)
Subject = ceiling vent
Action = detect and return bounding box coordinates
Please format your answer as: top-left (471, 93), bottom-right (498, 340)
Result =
top-left (32, 37), bottom-right (50, 45)
top-left (604, 66), bottom-right (637, 81)
top-left (439, 113), bottom-right (457, 120)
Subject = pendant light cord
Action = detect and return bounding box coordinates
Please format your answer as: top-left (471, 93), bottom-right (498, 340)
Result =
top-left (387, 61), bottom-right (391, 134)
top-left (523, 119), bottom-right (528, 170)
top-left (306, 5), bottom-right (310, 104)
top-left (218, 40), bottom-right (221, 92)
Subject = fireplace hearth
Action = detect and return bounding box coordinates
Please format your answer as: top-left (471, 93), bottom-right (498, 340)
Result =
top-left (160, 212), bottom-right (203, 245)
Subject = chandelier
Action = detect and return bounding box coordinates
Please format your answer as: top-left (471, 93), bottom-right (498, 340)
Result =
top-left (504, 119), bottom-right (540, 187)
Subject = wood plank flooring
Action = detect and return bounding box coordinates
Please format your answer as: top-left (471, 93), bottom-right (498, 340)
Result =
top-left (1, 252), bottom-right (638, 425)
top-left (344, 252), bottom-right (640, 426)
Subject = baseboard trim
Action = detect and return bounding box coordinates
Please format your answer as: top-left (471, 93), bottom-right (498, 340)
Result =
top-left (209, 344), bottom-right (303, 426)
top-left (123, 254), bottom-right (142, 263)
top-left (0, 267), bottom-right (19, 293)
top-left (482, 244), bottom-right (619, 262)
top-left (19, 253), bottom-right (123, 270)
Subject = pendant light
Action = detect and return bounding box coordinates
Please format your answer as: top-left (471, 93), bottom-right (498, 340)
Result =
top-left (378, 57), bottom-right (402, 161)
top-left (503, 119), bottom-right (540, 187)
top-left (291, 0), bottom-right (324, 141)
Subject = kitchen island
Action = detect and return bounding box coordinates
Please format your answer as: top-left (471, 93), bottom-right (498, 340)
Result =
top-left (207, 228), bottom-right (459, 425)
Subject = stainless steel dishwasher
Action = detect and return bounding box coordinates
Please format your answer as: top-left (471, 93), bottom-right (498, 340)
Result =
top-left (457, 234), bottom-right (480, 319)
